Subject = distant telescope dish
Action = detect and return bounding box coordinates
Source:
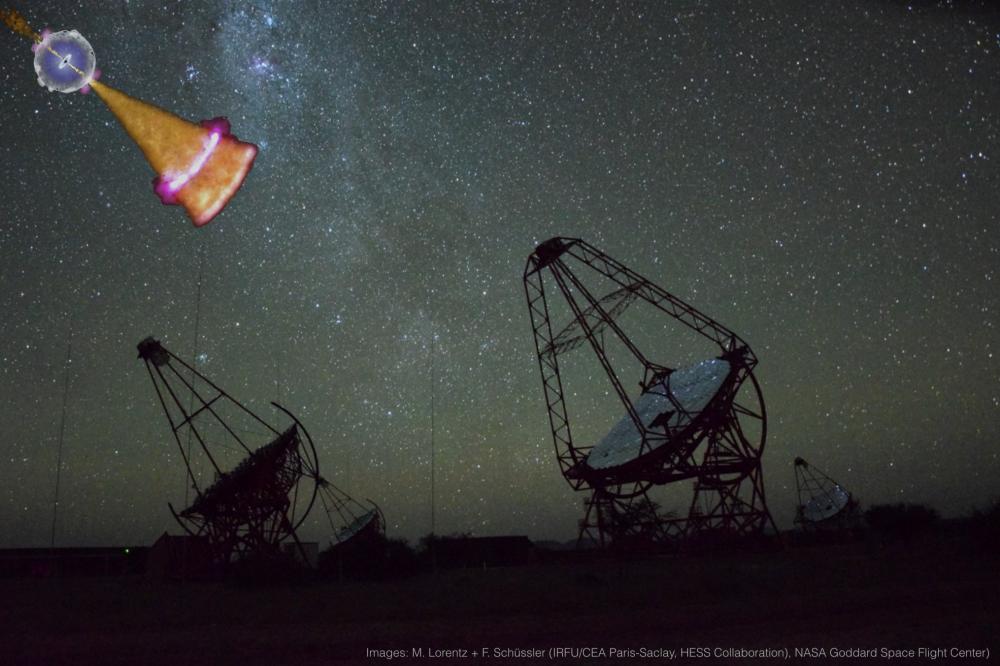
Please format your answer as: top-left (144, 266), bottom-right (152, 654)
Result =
top-left (794, 457), bottom-right (858, 527)
top-left (317, 479), bottom-right (385, 549)
top-left (801, 485), bottom-right (851, 522)
top-left (335, 507), bottom-right (381, 544)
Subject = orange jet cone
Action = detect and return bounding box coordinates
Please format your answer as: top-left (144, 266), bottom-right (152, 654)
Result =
top-left (90, 80), bottom-right (257, 227)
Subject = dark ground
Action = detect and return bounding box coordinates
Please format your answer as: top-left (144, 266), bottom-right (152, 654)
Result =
top-left (1, 535), bottom-right (996, 665)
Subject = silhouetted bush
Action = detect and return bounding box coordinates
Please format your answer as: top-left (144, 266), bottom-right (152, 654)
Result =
top-left (968, 498), bottom-right (1000, 549)
top-left (417, 532), bottom-right (468, 568)
top-left (605, 498), bottom-right (672, 553)
top-left (969, 498), bottom-right (1000, 524)
top-left (865, 503), bottom-right (939, 540)
top-left (383, 537), bottom-right (421, 577)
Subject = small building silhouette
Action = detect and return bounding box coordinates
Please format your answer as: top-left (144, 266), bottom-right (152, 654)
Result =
top-left (0, 546), bottom-right (146, 578)
top-left (282, 541), bottom-right (319, 569)
top-left (145, 532), bottom-right (213, 580)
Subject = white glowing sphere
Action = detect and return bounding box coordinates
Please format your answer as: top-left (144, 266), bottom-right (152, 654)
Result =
top-left (34, 30), bottom-right (96, 93)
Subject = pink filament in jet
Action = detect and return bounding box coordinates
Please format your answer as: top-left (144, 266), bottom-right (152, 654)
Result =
top-left (167, 131), bottom-right (220, 193)
top-left (154, 131), bottom-right (221, 203)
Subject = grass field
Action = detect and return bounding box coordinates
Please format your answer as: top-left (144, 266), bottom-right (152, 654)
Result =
top-left (1, 535), bottom-right (996, 665)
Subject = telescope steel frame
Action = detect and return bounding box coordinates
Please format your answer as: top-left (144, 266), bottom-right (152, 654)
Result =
top-left (524, 237), bottom-right (777, 546)
top-left (794, 457), bottom-right (859, 529)
top-left (318, 479), bottom-right (386, 548)
top-left (138, 337), bottom-right (319, 565)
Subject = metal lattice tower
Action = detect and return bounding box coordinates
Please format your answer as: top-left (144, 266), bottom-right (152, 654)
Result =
top-left (318, 479), bottom-right (385, 549)
top-left (524, 237), bottom-right (777, 547)
top-left (794, 457), bottom-right (859, 529)
top-left (138, 337), bottom-right (320, 564)
top-left (138, 336), bottom-right (387, 565)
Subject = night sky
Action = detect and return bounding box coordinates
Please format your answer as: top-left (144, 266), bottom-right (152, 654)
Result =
top-left (1, 1), bottom-right (998, 548)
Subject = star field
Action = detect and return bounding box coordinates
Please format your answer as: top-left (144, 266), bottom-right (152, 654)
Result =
top-left (1, 1), bottom-right (998, 547)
